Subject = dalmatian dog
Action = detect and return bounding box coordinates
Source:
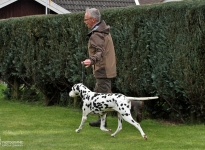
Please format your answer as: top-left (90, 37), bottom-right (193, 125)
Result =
top-left (69, 83), bottom-right (158, 139)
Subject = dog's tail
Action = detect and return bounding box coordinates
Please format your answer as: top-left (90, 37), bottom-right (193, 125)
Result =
top-left (126, 96), bottom-right (159, 102)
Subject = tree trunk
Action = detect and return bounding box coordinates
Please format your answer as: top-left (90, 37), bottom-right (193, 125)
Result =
top-left (11, 77), bottom-right (20, 99)
top-left (190, 111), bottom-right (196, 124)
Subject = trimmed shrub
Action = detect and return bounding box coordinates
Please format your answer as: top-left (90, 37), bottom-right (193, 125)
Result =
top-left (0, 0), bottom-right (204, 122)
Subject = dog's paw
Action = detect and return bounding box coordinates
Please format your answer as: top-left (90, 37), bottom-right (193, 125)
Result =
top-left (75, 129), bottom-right (81, 133)
top-left (143, 134), bottom-right (147, 140)
top-left (111, 134), bottom-right (116, 137)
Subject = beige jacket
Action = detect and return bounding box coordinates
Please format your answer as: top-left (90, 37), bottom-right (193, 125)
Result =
top-left (87, 20), bottom-right (116, 79)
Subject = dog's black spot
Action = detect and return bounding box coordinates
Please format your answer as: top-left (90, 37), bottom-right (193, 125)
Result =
top-left (79, 90), bottom-right (85, 97)
top-left (76, 85), bottom-right (80, 91)
top-left (125, 113), bottom-right (130, 116)
top-left (95, 108), bottom-right (99, 111)
top-left (104, 104), bottom-right (109, 108)
top-left (93, 102), bottom-right (104, 111)
top-left (86, 95), bottom-right (90, 100)
top-left (86, 103), bottom-right (91, 108)
top-left (106, 100), bottom-right (112, 103)
top-left (116, 94), bottom-right (123, 98)
top-left (93, 102), bottom-right (98, 107)
top-left (131, 120), bottom-right (135, 123)
top-left (91, 93), bottom-right (100, 100)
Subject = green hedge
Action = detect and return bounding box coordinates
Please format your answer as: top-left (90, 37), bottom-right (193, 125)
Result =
top-left (0, 0), bottom-right (204, 122)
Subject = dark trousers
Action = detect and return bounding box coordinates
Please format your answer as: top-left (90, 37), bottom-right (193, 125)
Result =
top-left (94, 78), bottom-right (112, 93)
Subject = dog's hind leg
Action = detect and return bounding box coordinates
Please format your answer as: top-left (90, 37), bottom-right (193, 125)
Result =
top-left (111, 113), bottom-right (123, 137)
top-left (122, 114), bottom-right (147, 140)
top-left (100, 113), bottom-right (112, 132)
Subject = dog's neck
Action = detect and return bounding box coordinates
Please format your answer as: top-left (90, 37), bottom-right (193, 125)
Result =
top-left (79, 88), bottom-right (92, 98)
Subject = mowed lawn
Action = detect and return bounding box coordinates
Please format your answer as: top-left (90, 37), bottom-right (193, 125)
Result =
top-left (0, 98), bottom-right (205, 150)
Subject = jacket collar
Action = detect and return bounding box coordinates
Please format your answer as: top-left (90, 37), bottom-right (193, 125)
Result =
top-left (91, 21), bottom-right (101, 31)
top-left (87, 20), bottom-right (110, 37)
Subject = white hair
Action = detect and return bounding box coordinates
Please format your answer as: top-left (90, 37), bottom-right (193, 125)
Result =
top-left (85, 8), bottom-right (101, 21)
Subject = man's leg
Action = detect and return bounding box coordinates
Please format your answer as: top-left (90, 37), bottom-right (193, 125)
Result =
top-left (131, 101), bottom-right (144, 123)
top-left (89, 78), bottom-right (111, 127)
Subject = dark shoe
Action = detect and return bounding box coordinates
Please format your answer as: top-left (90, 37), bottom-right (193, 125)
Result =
top-left (89, 118), bottom-right (107, 127)
top-left (89, 118), bottom-right (101, 127)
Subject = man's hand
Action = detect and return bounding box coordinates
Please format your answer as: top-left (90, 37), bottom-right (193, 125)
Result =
top-left (82, 59), bottom-right (91, 68)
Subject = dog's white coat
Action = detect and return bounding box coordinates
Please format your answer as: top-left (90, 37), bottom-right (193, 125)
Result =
top-left (69, 83), bottom-right (158, 139)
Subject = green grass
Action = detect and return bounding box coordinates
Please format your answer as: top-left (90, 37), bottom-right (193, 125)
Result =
top-left (0, 88), bottom-right (205, 149)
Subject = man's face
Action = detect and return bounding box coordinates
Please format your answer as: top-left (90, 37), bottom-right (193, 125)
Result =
top-left (84, 13), bottom-right (96, 29)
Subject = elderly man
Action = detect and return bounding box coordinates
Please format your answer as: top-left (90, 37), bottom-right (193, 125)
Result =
top-left (82, 8), bottom-right (116, 127)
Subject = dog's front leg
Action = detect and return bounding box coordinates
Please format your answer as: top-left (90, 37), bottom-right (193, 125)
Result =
top-left (76, 115), bottom-right (87, 133)
top-left (76, 107), bottom-right (89, 133)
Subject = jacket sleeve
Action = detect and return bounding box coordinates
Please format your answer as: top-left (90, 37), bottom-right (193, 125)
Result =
top-left (89, 32), bottom-right (105, 65)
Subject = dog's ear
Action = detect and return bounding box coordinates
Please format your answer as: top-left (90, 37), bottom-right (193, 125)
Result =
top-left (76, 84), bottom-right (80, 91)
top-left (73, 84), bottom-right (79, 91)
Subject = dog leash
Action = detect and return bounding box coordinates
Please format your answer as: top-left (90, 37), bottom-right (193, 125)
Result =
top-left (81, 62), bottom-right (85, 84)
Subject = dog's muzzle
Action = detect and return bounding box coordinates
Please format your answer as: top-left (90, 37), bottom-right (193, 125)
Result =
top-left (69, 91), bottom-right (76, 97)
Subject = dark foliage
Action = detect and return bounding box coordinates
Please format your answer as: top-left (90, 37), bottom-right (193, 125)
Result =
top-left (0, 0), bottom-right (204, 123)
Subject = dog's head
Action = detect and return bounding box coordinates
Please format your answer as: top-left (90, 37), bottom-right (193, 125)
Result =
top-left (69, 83), bottom-right (83, 97)
top-left (69, 83), bottom-right (91, 98)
